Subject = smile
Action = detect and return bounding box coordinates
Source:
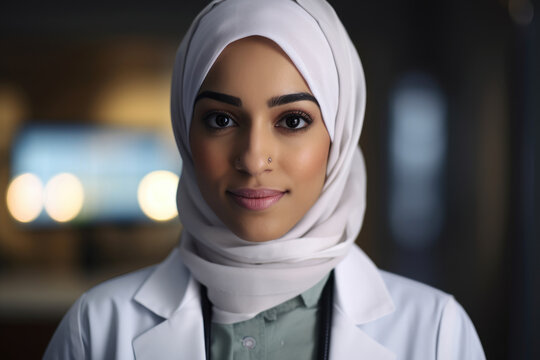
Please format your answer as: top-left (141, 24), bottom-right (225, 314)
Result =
top-left (227, 188), bottom-right (286, 211)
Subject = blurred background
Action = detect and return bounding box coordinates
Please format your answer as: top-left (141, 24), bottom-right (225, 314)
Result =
top-left (0, 0), bottom-right (537, 358)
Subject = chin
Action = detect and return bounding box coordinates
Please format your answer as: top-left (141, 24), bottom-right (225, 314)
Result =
top-left (229, 220), bottom-right (289, 243)
top-left (233, 228), bottom-right (280, 243)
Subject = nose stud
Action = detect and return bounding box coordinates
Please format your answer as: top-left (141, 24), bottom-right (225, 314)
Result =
top-left (267, 157), bottom-right (272, 164)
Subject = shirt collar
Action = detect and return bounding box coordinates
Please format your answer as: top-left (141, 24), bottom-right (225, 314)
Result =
top-left (301, 271), bottom-right (330, 308)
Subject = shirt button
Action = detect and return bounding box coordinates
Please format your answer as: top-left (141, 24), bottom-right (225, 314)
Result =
top-left (241, 336), bottom-right (256, 349)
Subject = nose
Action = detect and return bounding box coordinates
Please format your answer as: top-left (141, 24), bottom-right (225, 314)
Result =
top-left (233, 123), bottom-right (273, 176)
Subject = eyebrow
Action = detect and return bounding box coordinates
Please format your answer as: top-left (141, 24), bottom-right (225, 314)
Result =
top-left (268, 92), bottom-right (319, 108)
top-left (194, 91), bottom-right (242, 107)
top-left (193, 90), bottom-right (319, 108)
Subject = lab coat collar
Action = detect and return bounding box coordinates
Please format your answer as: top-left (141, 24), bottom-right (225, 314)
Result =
top-left (133, 247), bottom-right (192, 319)
top-left (335, 245), bottom-right (395, 324)
top-left (330, 245), bottom-right (396, 359)
top-left (132, 245), bottom-right (396, 359)
top-left (133, 247), bottom-right (206, 359)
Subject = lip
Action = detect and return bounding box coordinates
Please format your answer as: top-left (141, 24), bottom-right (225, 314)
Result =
top-left (227, 188), bottom-right (286, 211)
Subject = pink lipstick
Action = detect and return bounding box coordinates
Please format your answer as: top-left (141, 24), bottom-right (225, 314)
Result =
top-left (227, 188), bottom-right (285, 211)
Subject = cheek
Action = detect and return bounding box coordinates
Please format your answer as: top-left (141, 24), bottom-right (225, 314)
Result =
top-left (190, 138), bottom-right (229, 188)
top-left (287, 139), bottom-right (329, 189)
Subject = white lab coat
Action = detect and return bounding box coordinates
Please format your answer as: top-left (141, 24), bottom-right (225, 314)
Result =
top-left (43, 245), bottom-right (485, 359)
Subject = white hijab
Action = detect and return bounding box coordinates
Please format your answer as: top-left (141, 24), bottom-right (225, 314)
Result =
top-left (170, 0), bottom-right (367, 324)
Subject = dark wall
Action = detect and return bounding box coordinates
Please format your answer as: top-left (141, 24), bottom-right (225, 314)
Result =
top-left (1, 1), bottom-right (537, 359)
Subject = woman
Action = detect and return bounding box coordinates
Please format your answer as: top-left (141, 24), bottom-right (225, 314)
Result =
top-left (44, 0), bottom-right (485, 359)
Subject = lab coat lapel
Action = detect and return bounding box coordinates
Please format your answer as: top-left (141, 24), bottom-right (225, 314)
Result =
top-left (330, 308), bottom-right (396, 359)
top-left (132, 248), bottom-right (206, 360)
top-left (330, 245), bottom-right (396, 359)
top-left (132, 287), bottom-right (205, 360)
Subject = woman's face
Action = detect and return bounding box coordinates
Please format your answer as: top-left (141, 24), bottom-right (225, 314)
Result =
top-left (190, 37), bottom-right (331, 242)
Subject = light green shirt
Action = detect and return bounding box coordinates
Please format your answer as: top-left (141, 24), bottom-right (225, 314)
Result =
top-left (211, 274), bottom-right (330, 360)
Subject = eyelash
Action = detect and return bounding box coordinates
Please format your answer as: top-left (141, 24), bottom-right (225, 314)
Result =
top-left (201, 110), bottom-right (314, 133)
top-left (202, 111), bottom-right (237, 131)
top-left (275, 110), bottom-right (313, 133)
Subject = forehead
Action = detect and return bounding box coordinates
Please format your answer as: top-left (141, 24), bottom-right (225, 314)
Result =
top-left (199, 36), bottom-right (311, 96)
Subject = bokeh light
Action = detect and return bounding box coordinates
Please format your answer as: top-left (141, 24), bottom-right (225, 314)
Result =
top-left (389, 74), bottom-right (446, 249)
top-left (44, 173), bottom-right (85, 223)
top-left (137, 170), bottom-right (179, 222)
top-left (6, 173), bottom-right (44, 223)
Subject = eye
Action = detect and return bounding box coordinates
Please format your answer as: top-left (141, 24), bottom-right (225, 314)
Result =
top-left (204, 112), bottom-right (237, 129)
top-left (276, 111), bottom-right (313, 131)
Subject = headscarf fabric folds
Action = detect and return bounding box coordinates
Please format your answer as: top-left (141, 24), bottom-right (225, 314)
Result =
top-left (170, 0), bottom-right (367, 324)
